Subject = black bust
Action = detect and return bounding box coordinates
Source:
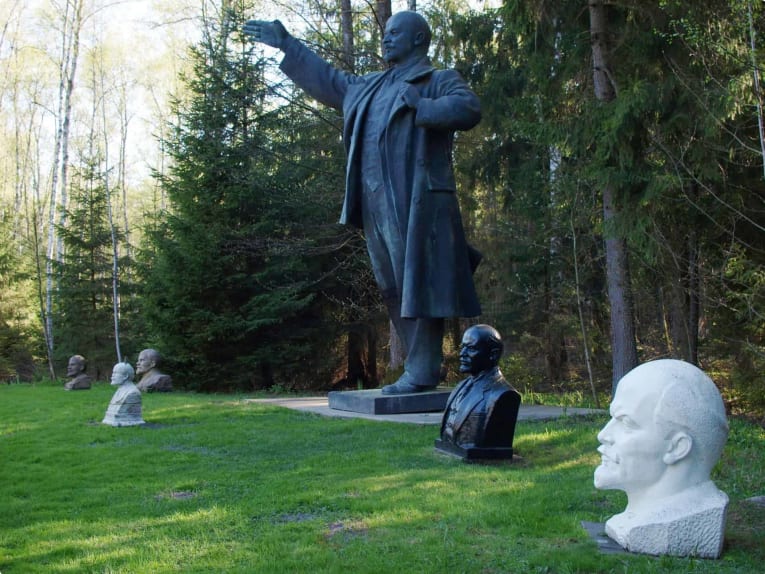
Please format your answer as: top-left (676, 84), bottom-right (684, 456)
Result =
top-left (435, 325), bottom-right (521, 461)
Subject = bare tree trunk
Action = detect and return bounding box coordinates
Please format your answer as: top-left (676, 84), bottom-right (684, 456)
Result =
top-left (345, 323), bottom-right (378, 388)
top-left (747, 0), bottom-right (765, 180)
top-left (98, 57), bottom-right (123, 364)
top-left (589, 0), bottom-right (638, 392)
top-left (118, 87), bottom-right (132, 267)
top-left (687, 229), bottom-right (700, 364)
top-left (376, 0), bottom-right (392, 54)
top-left (571, 204), bottom-right (599, 408)
top-left (340, 0), bottom-right (354, 72)
top-left (408, 1), bottom-right (416, 11)
top-left (31, 208), bottom-right (57, 380)
top-left (665, 184), bottom-right (700, 364)
top-left (45, 0), bottom-right (85, 361)
top-left (388, 319), bottom-right (405, 371)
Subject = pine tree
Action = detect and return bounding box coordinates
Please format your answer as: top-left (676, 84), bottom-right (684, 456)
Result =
top-left (54, 157), bottom-right (121, 379)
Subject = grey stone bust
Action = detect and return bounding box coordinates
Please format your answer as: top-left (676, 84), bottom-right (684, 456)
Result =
top-left (135, 348), bottom-right (173, 393)
top-left (64, 355), bottom-right (92, 390)
top-left (102, 362), bottom-right (145, 427)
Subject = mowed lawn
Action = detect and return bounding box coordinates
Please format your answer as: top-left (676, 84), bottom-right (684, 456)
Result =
top-left (1, 382), bottom-right (763, 573)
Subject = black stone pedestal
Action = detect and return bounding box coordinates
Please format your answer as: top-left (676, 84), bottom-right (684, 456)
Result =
top-left (328, 388), bottom-right (451, 415)
top-left (434, 438), bottom-right (516, 462)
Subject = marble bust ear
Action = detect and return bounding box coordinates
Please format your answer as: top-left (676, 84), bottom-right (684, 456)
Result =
top-left (594, 359), bottom-right (729, 558)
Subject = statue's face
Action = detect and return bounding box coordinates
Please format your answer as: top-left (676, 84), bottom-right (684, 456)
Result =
top-left (110, 365), bottom-right (129, 386)
top-left (594, 374), bottom-right (669, 495)
top-left (382, 13), bottom-right (420, 64)
top-left (459, 328), bottom-right (494, 375)
top-left (67, 357), bottom-right (84, 376)
top-left (136, 351), bottom-right (154, 375)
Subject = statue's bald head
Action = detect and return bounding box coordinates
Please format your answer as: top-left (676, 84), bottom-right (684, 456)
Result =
top-left (383, 11), bottom-right (432, 64)
top-left (393, 11), bottom-right (431, 49)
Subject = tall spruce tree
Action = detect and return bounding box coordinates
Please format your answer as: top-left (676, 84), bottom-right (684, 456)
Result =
top-left (54, 157), bottom-right (121, 379)
top-left (140, 1), bottom-right (356, 391)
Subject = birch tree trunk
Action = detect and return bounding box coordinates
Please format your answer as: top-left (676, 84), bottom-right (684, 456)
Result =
top-left (588, 0), bottom-right (638, 392)
top-left (97, 53), bottom-right (123, 363)
top-left (45, 0), bottom-right (85, 367)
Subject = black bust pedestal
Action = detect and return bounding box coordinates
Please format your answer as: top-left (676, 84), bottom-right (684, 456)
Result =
top-left (434, 438), bottom-right (516, 462)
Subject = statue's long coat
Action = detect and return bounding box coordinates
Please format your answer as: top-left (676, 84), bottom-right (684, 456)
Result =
top-left (281, 38), bottom-right (482, 318)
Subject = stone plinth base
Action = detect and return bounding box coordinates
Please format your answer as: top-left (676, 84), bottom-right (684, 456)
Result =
top-left (102, 416), bottom-right (145, 427)
top-left (328, 389), bottom-right (450, 415)
top-left (434, 439), bottom-right (516, 462)
top-left (580, 522), bottom-right (627, 555)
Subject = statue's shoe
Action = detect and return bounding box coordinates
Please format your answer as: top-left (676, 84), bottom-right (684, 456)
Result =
top-left (380, 374), bottom-right (437, 395)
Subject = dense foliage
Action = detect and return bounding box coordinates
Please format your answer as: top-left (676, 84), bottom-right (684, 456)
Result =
top-left (0, 1), bottom-right (764, 415)
top-left (136, 2), bottom-right (376, 391)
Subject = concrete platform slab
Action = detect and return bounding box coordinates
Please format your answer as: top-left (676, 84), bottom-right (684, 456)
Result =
top-left (328, 388), bottom-right (451, 414)
top-left (247, 396), bottom-right (603, 425)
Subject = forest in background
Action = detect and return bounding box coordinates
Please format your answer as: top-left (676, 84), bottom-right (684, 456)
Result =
top-left (1, 0), bottom-right (764, 419)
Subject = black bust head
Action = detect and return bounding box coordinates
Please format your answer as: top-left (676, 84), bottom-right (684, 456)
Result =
top-left (459, 324), bottom-right (503, 376)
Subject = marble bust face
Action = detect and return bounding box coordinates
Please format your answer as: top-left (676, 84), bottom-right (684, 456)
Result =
top-left (595, 368), bottom-right (679, 500)
top-left (110, 363), bottom-right (134, 386)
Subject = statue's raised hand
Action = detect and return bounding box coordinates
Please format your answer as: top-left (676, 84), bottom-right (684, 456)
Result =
top-left (243, 19), bottom-right (289, 50)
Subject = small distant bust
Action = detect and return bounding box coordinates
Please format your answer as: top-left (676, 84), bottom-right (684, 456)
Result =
top-left (135, 349), bottom-right (173, 393)
top-left (594, 359), bottom-right (729, 558)
top-left (435, 325), bottom-right (521, 461)
top-left (102, 362), bottom-right (145, 427)
top-left (63, 355), bottom-right (92, 390)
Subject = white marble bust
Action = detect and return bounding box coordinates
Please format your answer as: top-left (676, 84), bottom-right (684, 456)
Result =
top-left (102, 362), bottom-right (145, 427)
top-left (594, 359), bottom-right (729, 558)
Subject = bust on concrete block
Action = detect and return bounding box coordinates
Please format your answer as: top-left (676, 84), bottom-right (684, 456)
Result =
top-left (594, 359), bottom-right (729, 558)
top-left (135, 348), bottom-right (173, 392)
top-left (102, 362), bottom-right (145, 427)
top-left (64, 355), bottom-right (92, 390)
top-left (435, 324), bottom-right (521, 461)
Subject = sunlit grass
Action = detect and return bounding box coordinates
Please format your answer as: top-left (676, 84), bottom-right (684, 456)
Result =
top-left (0, 382), bottom-right (763, 573)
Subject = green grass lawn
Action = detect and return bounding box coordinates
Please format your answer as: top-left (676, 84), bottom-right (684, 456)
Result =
top-left (1, 383), bottom-right (763, 573)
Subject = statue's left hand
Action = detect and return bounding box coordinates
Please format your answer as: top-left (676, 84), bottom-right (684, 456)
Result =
top-left (400, 84), bottom-right (421, 109)
top-left (242, 19), bottom-right (289, 50)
